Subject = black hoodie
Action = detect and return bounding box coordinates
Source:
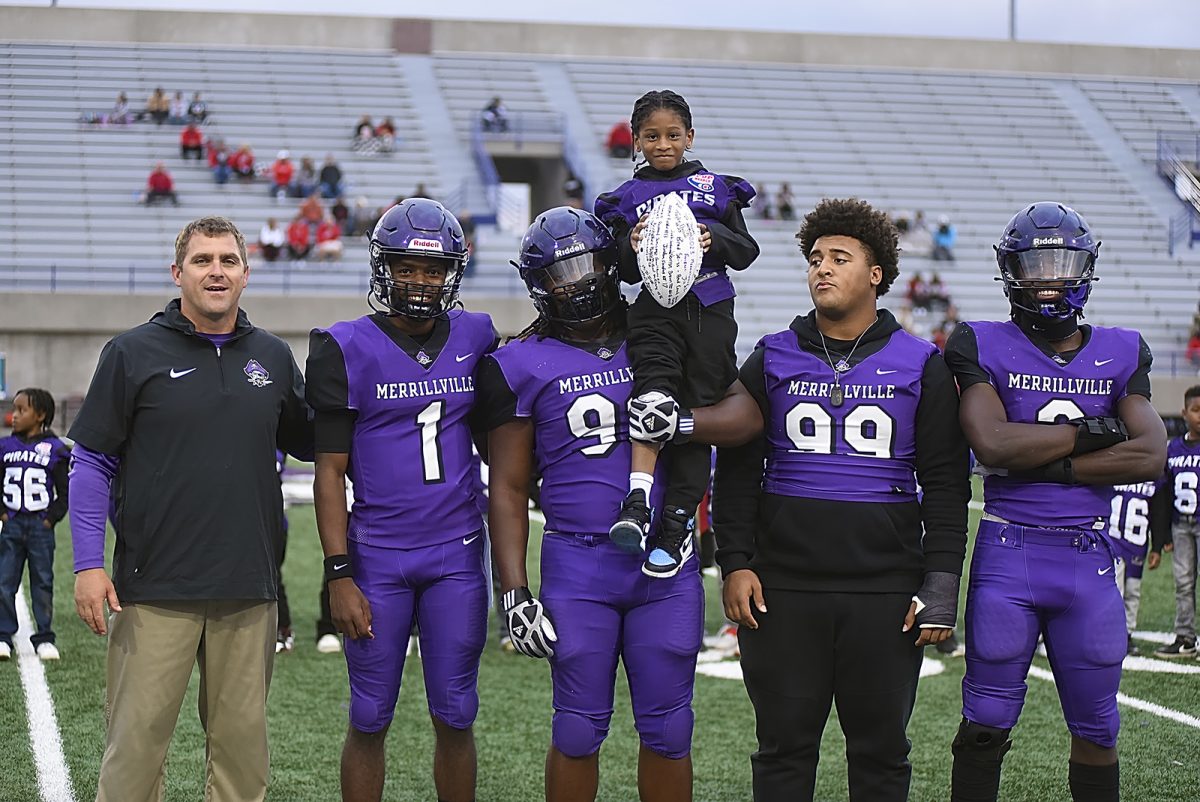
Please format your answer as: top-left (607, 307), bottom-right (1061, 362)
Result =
top-left (68, 300), bottom-right (313, 602)
top-left (714, 309), bottom-right (970, 593)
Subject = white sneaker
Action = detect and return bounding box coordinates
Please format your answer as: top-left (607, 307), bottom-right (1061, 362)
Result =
top-left (316, 633), bottom-right (342, 654)
top-left (0, 642), bottom-right (11, 661)
top-left (702, 623), bottom-right (740, 657)
top-left (36, 643), bottom-right (60, 661)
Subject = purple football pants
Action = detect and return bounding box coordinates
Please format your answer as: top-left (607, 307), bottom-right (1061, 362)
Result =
top-left (963, 519), bottom-right (1126, 748)
top-left (540, 532), bottom-right (704, 759)
top-left (345, 535), bottom-right (488, 733)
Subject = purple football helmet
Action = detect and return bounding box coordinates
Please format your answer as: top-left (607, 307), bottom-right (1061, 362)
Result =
top-left (995, 201), bottom-right (1100, 320)
top-left (369, 198), bottom-right (468, 318)
top-left (513, 207), bottom-right (621, 323)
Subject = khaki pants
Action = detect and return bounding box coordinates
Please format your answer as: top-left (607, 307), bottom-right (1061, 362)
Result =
top-left (95, 600), bottom-right (277, 802)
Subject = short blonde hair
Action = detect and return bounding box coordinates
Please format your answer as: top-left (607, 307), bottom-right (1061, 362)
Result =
top-left (174, 216), bottom-right (248, 268)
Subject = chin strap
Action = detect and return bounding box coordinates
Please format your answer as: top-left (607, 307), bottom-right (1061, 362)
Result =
top-left (1013, 307), bottom-right (1079, 342)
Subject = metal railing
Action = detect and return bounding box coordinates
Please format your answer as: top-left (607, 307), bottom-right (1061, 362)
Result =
top-left (1156, 132), bottom-right (1200, 256)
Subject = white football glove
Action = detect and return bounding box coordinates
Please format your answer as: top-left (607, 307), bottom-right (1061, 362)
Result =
top-left (503, 586), bottom-right (558, 659)
top-left (628, 391), bottom-right (682, 444)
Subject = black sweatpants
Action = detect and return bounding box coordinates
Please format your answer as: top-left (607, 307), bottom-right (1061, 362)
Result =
top-left (739, 590), bottom-right (924, 802)
top-left (628, 290), bottom-right (738, 515)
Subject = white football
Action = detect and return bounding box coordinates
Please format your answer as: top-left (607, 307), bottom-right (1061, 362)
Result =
top-left (637, 193), bottom-right (702, 308)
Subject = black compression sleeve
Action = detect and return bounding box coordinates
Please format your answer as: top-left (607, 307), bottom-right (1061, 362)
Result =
top-left (314, 409), bottom-right (357, 454)
top-left (713, 347), bottom-right (768, 576)
top-left (943, 323), bottom-right (991, 390)
top-left (914, 353), bottom-right (971, 575)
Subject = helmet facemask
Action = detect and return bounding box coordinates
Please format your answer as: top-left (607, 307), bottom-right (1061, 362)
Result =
top-left (999, 247), bottom-right (1096, 320)
top-left (369, 245), bottom-right (465, 319)
top-left (525, 251), bottom-right (621, 324)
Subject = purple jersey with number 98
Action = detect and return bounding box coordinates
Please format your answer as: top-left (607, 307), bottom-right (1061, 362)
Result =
top-left (969, 320), bottom-right (1141, 528)
top-left (759, 328), bottom-right (936, 503)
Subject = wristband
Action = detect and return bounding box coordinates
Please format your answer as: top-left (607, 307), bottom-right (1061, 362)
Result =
top-left (324, 554), bottom-right (354, 581)
top-left (674, 408), bottom-right (695, 445)
top-left (502, 586), bottom-right (532, 611)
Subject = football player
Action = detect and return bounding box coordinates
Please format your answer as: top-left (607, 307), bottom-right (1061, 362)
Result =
top-left (1108, 480), bottom-right (1166, 656)
top-left (1154, 384), bottom-right (1200, 658)
top-left (944, 202), bottom-right (1167, 802)
top-left (481, 207), bottom-right (760, 802)
top-left (713, 198), bottom-right (970, 801)
top-left (305, 199), bottom-right (497, 802)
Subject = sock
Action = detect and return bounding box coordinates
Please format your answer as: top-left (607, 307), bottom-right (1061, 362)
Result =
top-left (629, 472), bottom-right (654, 499)
top-left (1068, 760), bottom-right (1119, 802)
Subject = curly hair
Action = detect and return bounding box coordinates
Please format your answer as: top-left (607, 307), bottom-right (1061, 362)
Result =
top-left (796, 198), bottom-right (900, 297)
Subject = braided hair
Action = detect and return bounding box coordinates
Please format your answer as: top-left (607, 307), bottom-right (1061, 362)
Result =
top-left (507, 300), bottom-right (630, 344)
top-left (14, 387), bottom-right (57, 436)
top-left (629, 90), bottom-right (693, 169)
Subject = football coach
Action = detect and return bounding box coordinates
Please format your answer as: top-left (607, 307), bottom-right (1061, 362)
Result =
top-left (67, 216), bottom-right (313, 802)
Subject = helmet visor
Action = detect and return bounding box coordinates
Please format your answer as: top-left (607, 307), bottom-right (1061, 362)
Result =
top-left (526, 252), bottom-right (608, 292)
top-left (1006, 249), bottom-right (1093, 282)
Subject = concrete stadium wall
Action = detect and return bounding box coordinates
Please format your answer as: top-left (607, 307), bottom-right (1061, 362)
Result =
top-left (0, 292), bottom-right (531, 399)
top-left (2, 7), bottom-right (1200, 80)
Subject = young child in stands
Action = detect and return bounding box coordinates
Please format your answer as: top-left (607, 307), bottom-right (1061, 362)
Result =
top-left (594, 89), bottom-right (758, 578)
top-left (0, 389), bottom-right (71, 662)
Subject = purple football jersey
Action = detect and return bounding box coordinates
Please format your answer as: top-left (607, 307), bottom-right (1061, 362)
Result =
top-left (594, 166), bottom-right (755, 306)
top-left (321, 312), bottom-right (495, 548)
top-left (1164, 435), bottom-right (1200, 523)
top-left (1108, 481), bottom-right (1158, 562)
top-left (758, 328), bottom-right (936, 503)
top-left (969, 321), bottom-right (1142, 528)
top-left (489, 337), bottom-right (666, 535)
top-left (1, 434), bottom-right (68, 515)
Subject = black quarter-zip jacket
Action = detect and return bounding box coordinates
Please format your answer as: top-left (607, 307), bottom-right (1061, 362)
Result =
top-left (68, 300), bottom-right (313, 602)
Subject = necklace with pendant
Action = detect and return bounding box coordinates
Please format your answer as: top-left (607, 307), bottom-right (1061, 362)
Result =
top-left (818, 318), bottom-right (875, 408)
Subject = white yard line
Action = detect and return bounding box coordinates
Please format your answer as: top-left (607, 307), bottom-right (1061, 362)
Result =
top-left (14, 586), bottom-right (76, 802)
top-left (1027, 665), bottom-right (1200, 730)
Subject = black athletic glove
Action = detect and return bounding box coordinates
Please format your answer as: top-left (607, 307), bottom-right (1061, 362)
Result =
top-left (502, 586), bottom-right (557, 659)
top-left (1010, 456), bottom-right (1076, 485)
top-left (912, 571), bottom-right (960, 630)
top-left (1072, 416), bottom-right (1129, 456)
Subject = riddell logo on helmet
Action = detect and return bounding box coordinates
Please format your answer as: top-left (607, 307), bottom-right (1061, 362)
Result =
top-left (1032, 237), bottom-right (1065, 247)
top-left (409, 238), bottom-right (444, 251)
top-left (553, 242), bottom-right (587, 259)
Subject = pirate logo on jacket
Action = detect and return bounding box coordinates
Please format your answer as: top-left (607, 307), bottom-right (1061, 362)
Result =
top-left (244, 359), bottom-right (273, 388)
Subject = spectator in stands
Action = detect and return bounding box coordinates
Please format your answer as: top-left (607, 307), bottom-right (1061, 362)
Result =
top-left (111, 92), bottom-right (131, 125)
top-left (902, 209), bottom-right (934, 257)
top-left (375, 117), bottom-right (397, 152)
top-left (563, 173), bottom-right (584, 208)
top-left (351, 196), bottom-right (375, 236)
top-left (258, 217), bottom-right (285, 263)
top-left (755, 182), bottom-right (774, 220)
top-left (300, 192), bottom-right (325, 225)
top-left (293, 156), bottom-right (317, 198)
top-left (287, 216), bottom-right (312, 261)
top-left (907, 271), bottom-right (930, 311)
top-left (480, 96), bottom-right (508, 132)
top-left (351, 115), bottom-right (375, 152)
top-left (168, 91), bottom-right (188, 124)
top-left (146, 87), bottom-right (170, 126)
top-left (207, 138), bottom-right (231, 185)
top-left (331, 197), bottom-right (350, 235)
top-left (776, 182), bottom-right (796, 221)
top-left (230, 144), bottom-right (255, 181)
top-left (187, 92), bottom-right (208, 124)
top-left (410, 183), bottom-right (432, 200)
top-left (319, 154), bottom-right (344, 199)
top-left (270, 151), bottom-right (295, 201)
top-left (606, 120), bottom-right (633, 159)
top-left (314, 216), bottom-right (344, 262)
top-left (1187, 332), bottom-right (1200, 370)
top-left (931, 214), bottom-right (956, 261)
top-left (142, 162), bottom-right (179, 206)
top-left (179, 123), bottom-right (204, 161)
top-left (927, 272), bottom-right (950, 310)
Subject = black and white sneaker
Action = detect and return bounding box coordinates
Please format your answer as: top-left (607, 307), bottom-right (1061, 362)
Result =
top-left (1153, 636), bottom-right (1197, 658)
top-left (609, 489), bottom-right (652, 554)
top-left (642, 507), bottom-right (695, 579)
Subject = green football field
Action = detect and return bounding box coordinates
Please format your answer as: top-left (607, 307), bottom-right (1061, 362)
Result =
top-left (2, 500), bottom-right (1198, 801)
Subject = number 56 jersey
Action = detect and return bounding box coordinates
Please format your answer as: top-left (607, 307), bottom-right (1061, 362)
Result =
top-left (306, 312), bottom-right (498, 549)
top-left (944, 320), bottom-right (1151, 529)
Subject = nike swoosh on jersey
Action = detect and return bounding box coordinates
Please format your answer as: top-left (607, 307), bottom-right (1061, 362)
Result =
top-left (1097, 566), bottom-right (1112, 575)
top-left (456, 353), bottom-right (474, 363)
top-left (170, 368), bottom-right (197, 378)
top-left (876, 368), bottom-right (897, 375)
top-left (1094, 359), bottom-right (1115, 367)
top-left (462, 534), bottom-right (480, 545)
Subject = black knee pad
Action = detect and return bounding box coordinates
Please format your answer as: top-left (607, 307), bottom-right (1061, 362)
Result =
top-left (952, 718), bottom-right (1013, 761)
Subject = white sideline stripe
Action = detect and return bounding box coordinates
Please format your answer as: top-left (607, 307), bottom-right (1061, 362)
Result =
top-left (529, 508), bottom-right (546, 526)
top-left (969, 501), bottom-right (984, 512)
top-left (14, 586), bottom-right (76, 802)
top-left (1027, 665), bottom-right (1200, 730)
top-left (696, 655), bottom-right (946, 682)
top-left (1131, 630), bottom-right (1176, 646)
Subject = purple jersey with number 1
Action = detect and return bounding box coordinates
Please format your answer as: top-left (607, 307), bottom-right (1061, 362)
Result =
top-left (758, 327), bottom-right (937, 503)
top-left (968, 320), bottom-right (1141, 528)
top-left (319, 311), bottom-right (495, 549)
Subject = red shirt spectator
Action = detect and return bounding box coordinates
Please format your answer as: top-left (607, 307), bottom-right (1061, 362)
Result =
top-left (271, 152), bottom-right (295, 189)
top-left (148, 166), bottom-right (173, 193)
top-left (606, 121), bottom-right (633, 159)
top-left (316, 220), bottom-right (340, 244)
top-left (230, 145), bottom-right (255, 178)
top-left (180, 124), bottom-right (204, 161)
top-left (287, 218), bottom-right (311, 260)
top-left (300, 194), bottom-right (324, 224)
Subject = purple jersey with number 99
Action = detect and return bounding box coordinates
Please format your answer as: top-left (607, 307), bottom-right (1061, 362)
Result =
top-left (969, 320), bottom-right (1141, 528)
